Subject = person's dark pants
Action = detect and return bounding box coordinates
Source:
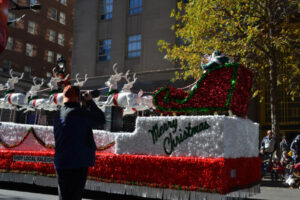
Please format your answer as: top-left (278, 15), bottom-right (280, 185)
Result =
top-left (56, 167), bottom-right (88, 200)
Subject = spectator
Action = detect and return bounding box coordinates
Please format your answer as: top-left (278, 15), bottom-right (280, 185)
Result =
top-left (290, 135), bottom-right (300, 163)
top-left (270, 158), bottom-right (284, 181)
top-left (53, 86), bottom-right (106, 200)
top-left (280, 136), bottom-right (289, 155)
top-left (260, 130), bottom-right (277, 162)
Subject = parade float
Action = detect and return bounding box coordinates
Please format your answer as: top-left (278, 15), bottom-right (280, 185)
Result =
top-left (0, 51), bottom-right (261, 200)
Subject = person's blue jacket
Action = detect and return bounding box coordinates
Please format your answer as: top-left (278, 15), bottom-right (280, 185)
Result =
top-left (290, 135), bottom-right (300, 155)
top-left (53, 100), bottom-right (105, 169)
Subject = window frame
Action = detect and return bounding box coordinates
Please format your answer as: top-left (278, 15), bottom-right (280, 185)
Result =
top-left (27, 20), bottom-right (36, 35)
top-left (50, 8), bottom-right (58, 21)
top-left (129, 0), bottom-right (143, 15)
top-left (8, 12), bottom-right (16, 27)
top-left (59, 12), bottom-right (66, 24)
top-left (47, 50), bottom-right (54, 63)
top-left (127, 34), bottom-right (142, 58)
top-left (60, 0), bottom-right (67, 5)
top-left (98, 39), bottom-right (112, 62)
top-left (25, 43), bottom-right (34, 57)
top-left (5, 37), bottom-right (14, 50)
top-left (2, 60), bottom-right (12, 71)
top-left (49, 29), bottom-right (56, 42)
top-left (58, 33), bottom-right (64, 46)
top-left (57, 53), bottom-right (62, 62)
top-left (100, 0), bottom-right (113, 20)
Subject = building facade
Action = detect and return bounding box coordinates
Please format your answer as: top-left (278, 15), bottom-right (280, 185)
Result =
top-left (0, 0), bottom-right (74, 79)
top-left (0, 0), bottom-right (74, 124)
top-left (71, 0), bottom-right (190, 92)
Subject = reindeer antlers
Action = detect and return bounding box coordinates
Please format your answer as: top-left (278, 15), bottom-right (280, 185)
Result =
top-left (32, 77), bottom-right (44, 86)
top-left (9, 69), bottom-right (24, 80)
top-left (74, 73), bottom-right (88, 87)
top-left (122, 70), bottom-right (130, 82)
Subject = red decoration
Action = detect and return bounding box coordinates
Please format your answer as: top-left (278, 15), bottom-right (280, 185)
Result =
top-left (0, 149), bottom-right (261, 194)
top-left (0, 0), bottom-right (8, 54)
top-left (153, 64), bottom-right (253, 117)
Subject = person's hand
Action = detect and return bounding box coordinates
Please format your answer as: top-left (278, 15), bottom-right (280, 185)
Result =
top-left (81, 91), bottom-right (92, 106)
top-left (260, 149), bottom-right (265, 154)
top-left (83, 91), bottom-right (93, 101)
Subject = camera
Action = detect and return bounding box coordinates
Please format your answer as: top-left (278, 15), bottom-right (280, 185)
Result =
top-left (81, 89), bottom-right (100, 100)
top-left (89, 89), bottom-right (100, 98)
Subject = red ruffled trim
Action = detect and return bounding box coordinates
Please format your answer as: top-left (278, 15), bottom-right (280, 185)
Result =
top-left (0, 150), bottom-right (261, 194)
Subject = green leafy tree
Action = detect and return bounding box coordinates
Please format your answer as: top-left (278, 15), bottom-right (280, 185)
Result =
top-left (158, 0), bottom-right (300, 137)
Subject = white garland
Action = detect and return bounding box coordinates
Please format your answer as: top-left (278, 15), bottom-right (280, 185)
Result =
top-left (116, 115), bottom-right (259, 158)
top-left (0, 116), bottom-right (259, 158)
top-left (0, 173), bottom-right (260, 200)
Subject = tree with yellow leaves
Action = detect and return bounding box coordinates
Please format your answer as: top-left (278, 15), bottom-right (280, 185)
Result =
top-left (158, 0), bottom-right (300, 137)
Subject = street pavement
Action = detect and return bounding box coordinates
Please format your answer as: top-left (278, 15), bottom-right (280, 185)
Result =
top-left (248, 179), bottom-right (300, 200)
top-left (0, 180), bottom-right (300, 200)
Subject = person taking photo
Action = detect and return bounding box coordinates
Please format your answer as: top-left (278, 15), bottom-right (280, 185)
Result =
top-left (53, 85), bottom-right (105, 200)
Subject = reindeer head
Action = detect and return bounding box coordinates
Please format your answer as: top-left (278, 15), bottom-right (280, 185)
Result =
top-left (121, 72), bottom-right (137, 92)
top-left (6, 69), bottom-right (24, 90)
top-left (74, 73), bottom-right (88, 87)
top-left (105, 63), bottom-right (123, 89)
top-left (28, 77), bottom-right (44, 96)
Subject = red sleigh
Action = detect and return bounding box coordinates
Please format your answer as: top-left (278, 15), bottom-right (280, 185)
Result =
top-left (153, 63), bottom-right (253, 117)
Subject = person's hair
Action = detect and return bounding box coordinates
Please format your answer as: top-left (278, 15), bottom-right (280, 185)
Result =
top-left (63, 85), bottom-right (80, 103)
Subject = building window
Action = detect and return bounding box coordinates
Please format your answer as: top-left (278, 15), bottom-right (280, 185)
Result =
top-left (27, 21), bottom-right (36, 35)
top-left (46, 72), bottom-right (52, 78)
top-left (5, 37), bottom-right (13, 50)
top-left (100, 0), bottom-right (113, 20)
top-left (57, 53), bottom-right (62, 61)
top-left (129, 0), bottom-right (142, 15)
top-left (98, 39), bottom-right (111, 62)
top-left (8, 12), bottom-right (16, 27)
top-left (59, 12), bottom-right (66, 24)
top-left (30, 0), bottom-right (38, 5)
top-left (50, 8), bottom-right (57, 21)
top-left (60, 0), bottom-right (67, 5)
top-left (128, 34), bottom-right (141, 58)
top-left (58, 33), bottom-right (64, 46)
top-left (47, 50), bottom-right (54, 63)
top-left (2, 60), bottom-right (12, 72)
top-left (25, 43), bottom-right (34, 57)
top-left (24, 66), bottom-right (31, 77)
top-left (49, 29), bottom-right (56, 42)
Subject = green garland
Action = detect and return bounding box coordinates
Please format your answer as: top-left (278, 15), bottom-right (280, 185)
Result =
top-left (27, 96), bottom-right (39, 103)
top-left (153, 63), bottom-right (240, 113)
top-left (48, 89), bottom-right (61, 96)
top-left (0, 128), bottom-right (55, 149)
top-left (97, 141), bottom-right (116, 151)
top-left (4, 89), bottom-right (15, 95)
top-left (106, 89), bottom-right (119, 96)
top-left (0, 127), bottom-right (115, 150)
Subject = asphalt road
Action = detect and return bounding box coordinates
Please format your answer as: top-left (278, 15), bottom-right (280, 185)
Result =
top-left (0, 181), bottom-right (299, 200)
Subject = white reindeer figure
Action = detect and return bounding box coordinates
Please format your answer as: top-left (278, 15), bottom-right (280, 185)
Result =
top-left (47, 73), bottom-right (88, 110)
top-left (20, 77), bottom-right (49, 112)
top-left (2, 70), bottom-right (26, 107)
top-left (6, 69), bottom-right (24, 92)
top-left (47, 68), bottom-right (70, 91)
top-left (26, 77), bottom-right (44, 101)
top-left (105, 63), bottom-right (123, 92)
top-left (74, 73), bottom-right (88, 87)
top-left (103, 66), bottom-right (153, 114)
top-left (121, 71), bottom-right (136, 93)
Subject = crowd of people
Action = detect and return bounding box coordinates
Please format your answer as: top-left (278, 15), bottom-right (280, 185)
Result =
top-left (260, 130), bottom-right (300, 188)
